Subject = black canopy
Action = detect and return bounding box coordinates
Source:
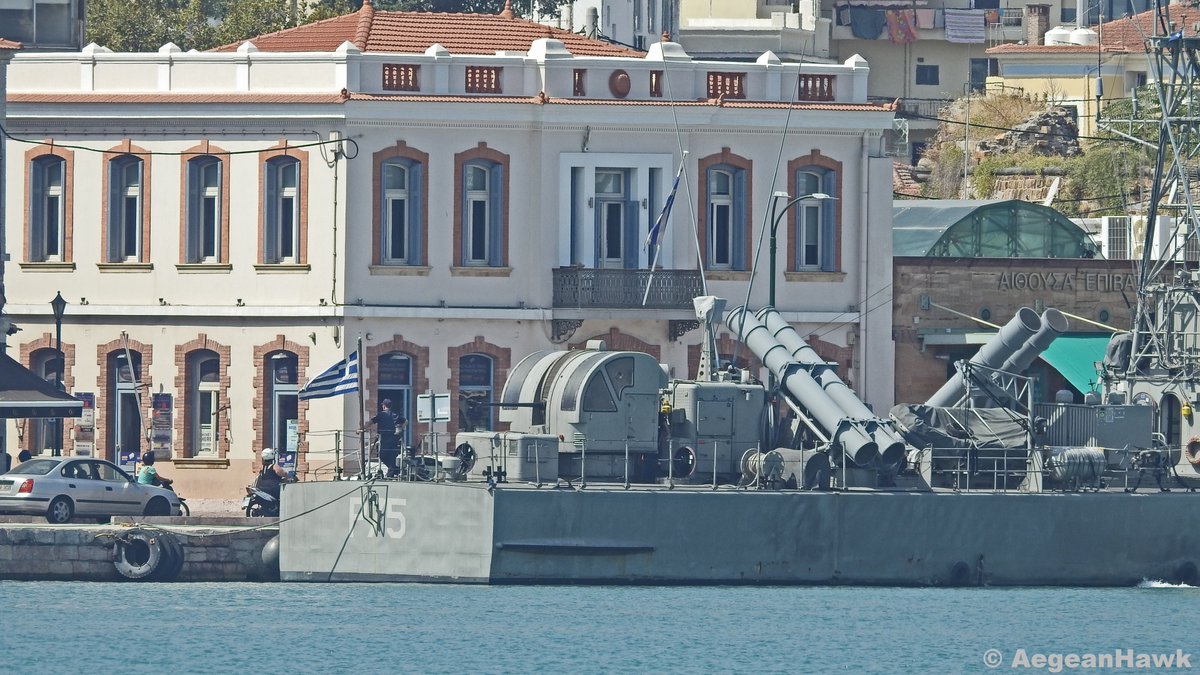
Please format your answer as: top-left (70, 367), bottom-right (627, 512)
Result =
top-left (0, 352), bottom-right (83, 419)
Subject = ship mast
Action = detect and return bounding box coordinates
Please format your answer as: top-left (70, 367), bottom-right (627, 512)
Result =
top-left (1104, 1), bottom-right (1200, 392)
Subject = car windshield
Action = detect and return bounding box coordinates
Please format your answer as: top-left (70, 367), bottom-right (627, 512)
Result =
top-left (13, 459), bottom-right (60, 476)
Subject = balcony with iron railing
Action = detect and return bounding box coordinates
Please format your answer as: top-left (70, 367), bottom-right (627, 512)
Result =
top-left (552, 267), bottom-right (706, 309)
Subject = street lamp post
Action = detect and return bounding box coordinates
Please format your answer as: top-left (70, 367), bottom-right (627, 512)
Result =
top-left (767, 191), bottom-right (832, 309)
top-left (50, 291), bottom-right (67, 456)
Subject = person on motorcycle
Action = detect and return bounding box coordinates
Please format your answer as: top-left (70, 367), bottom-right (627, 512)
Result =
top-left (137, 452), bottom-right (173, 487)
top-left (255, 448), bottom-right (291, 500)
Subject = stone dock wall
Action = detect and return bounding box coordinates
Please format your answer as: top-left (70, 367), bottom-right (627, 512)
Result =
top-left (0, 521), bottom-right (279, 582)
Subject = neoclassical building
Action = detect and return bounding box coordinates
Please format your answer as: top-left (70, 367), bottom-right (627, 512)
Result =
top-left (2, 3), bottom-right (897, 497)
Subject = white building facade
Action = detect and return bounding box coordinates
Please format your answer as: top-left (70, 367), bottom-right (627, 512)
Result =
top-left (2, 12), bottom-right (896, 498)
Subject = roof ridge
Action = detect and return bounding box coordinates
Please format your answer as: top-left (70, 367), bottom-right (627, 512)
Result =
top-left (354, 0), bottom-right (375, 51)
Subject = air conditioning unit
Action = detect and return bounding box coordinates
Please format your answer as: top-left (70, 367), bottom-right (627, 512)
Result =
top-left (1099, 215), bottom-right (1173, 260)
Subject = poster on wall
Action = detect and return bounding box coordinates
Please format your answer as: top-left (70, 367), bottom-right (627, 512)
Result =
top-left (278, 419), bottom-right (298, 471)
top-left (74, 392), bottom-right (95, 457)
top-left (151, 393), bottom-right (172, 458)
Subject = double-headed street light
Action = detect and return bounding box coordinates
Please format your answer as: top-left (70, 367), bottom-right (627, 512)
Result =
top-left (767, 191), bottom-right (833, 309)
top-left (50, 291), bottom-right (67, 456)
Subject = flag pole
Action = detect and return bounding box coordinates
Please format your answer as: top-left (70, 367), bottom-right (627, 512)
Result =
top-left (642, 153), bottom-right (687, 307)
top-left (356, 337), bottom-right (367, 480)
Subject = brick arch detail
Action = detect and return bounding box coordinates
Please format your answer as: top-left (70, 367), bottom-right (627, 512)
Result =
top-left (174, 335), bottom-right (233, 459)
top-left (787, 149), bottom-right (844, 272)
top-left (446, 337), bottom-right (512, 449)
top-left (253, 336), bottom-right (310, 473)
top-left (365, 337), bottom-right (430, 442)
top-left (95, 336), bottom-right (154, 462)
top-left (697, 147), bottom-right (754, 270)
top-left (24, 143), bottom-right (75, 263)
top-left (18, 334), bottom-right (76, 454)
top-left (806, 334), bottom-right (852, 381)
top-left (101, 140), bottom-right (153, 263)
top-left (687, 333), bottom-right (764, 380)
top-left (373, 140), bottom-right (430, 265)
top-left (570, 328), bottom-right (662, 360)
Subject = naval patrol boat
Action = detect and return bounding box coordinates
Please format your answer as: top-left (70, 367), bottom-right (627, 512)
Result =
top-left (277, 3), bottom-right (1200, 585)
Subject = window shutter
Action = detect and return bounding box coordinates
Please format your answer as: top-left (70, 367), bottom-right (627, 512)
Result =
top-left (409, 163), bottom-right (423, 265)
top-left (821, 170), bottom-right (836, 272)
top-left (106, 161), bottom-right (121, 262)
top-left (732, 169), bottom-right (747, 270)
top-left (264, 161), bottom-right (278, 263)
top-left (186, 159), bottom-right (201, 262)
top-left (30, 161), bottom-right (45, 260)
top-left (489, 163), bottom-right (504, 267)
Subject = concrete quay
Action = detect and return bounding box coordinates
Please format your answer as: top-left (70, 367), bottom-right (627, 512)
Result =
top-left (0, 518), bottom-right (279, 582)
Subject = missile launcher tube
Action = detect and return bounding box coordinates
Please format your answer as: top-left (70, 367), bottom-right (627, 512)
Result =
top-left (726, 308), bottom-right (879, 465)
top-left (754, 306), bottom-right (908, 465)
top-left (925, 307), bottom-right (1042, 407)
top-left (999, 309), bottom-right (1069, 375)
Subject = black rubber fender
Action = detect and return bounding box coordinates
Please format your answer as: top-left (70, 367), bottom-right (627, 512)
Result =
top-left (150, 532), bottom-right (185, 582)
top-left (113, 529), bottom-right (173, 581)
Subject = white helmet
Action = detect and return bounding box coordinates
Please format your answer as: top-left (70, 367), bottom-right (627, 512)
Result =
top-left (261, 448), bottom-right (276, 461)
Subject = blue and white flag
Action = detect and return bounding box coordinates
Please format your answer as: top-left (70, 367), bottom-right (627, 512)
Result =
top-left (645, 162), bottom-right (685, 253)
top-left (299, 351), bottom-right (359, 400)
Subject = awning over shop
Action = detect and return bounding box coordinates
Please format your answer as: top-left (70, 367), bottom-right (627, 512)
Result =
top-left (0, 352), bottom-right (83, 419)
top-left (1038, 333), bottom-right (1111, 395)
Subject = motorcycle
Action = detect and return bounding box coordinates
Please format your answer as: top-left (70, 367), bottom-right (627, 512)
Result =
top-left (243, 485), bottom-right (279, 517)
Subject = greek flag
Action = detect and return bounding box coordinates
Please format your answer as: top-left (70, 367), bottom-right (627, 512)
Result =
top-left (299, 351), bottom-right (359, 400)
top-left (645, 162), bottom-right (685, 254)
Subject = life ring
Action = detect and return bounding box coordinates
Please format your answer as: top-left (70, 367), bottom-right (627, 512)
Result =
top-left (1186, 437), bottom-right (1200, 466)
top-left (113, 529), bottom-right (183, 581)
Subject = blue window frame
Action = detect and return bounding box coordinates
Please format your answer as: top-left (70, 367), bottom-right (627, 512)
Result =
top-left (107, 155), bottom-right (143, 262)
top-left (186, 156), bottom-right (222, 263)
top-left (264, 157), bottom-right (300, 263)
top-left (462, 161), bottom-right (504, 266)
top-left (30, 155), bottom-right (65, 262)
top-left (705, 165), bottom-right (746, 270)
top-left (382, 160), bottom-right (423, 264)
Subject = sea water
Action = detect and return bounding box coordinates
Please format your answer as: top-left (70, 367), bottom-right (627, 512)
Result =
top-left (1, 581), bottom-right (1196, 674)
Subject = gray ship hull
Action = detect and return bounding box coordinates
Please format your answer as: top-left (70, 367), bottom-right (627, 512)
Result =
top-left (279, 481), bottom-right (1200, 586)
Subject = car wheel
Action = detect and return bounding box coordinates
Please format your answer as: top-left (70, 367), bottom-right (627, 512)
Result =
top-left (46, 496), bottom-right (74, 524)
top-left (144, 497), bottom-right (170, 517)
top-left (246, 501), bottom-right (263, 517)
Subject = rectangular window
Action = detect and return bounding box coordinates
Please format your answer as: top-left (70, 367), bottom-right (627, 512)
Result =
top-left (383, 64), bottom-right (419, 91)
top-left (389, 200), bottom-right (408, 260)
top-left (800, 204), bottom-right (821, 267)
top-left (465, 66), bottom-right (502, 94)
top-left (463, 162), bottom-right (502, 266)
top-left (916, 64), bottom-right (940, 86)
top-left (706, 72), bottom-right (746, 99)
top-left (650, 71), bottom-right (663, 97)
top-left (382, 161), bottom-right (418, 264)
top-left (709, 169), bottom-right (734, 268)
top-left (30, 156), bottom-right (65, 262)
top-left (265, 158), bottom-right (300, 264)
top-left (186, 157), bottom-right (222, 263)
top-left (573, 69), bottom-right (586, 96)
top-left (108, 157), bottom-right (143, 263)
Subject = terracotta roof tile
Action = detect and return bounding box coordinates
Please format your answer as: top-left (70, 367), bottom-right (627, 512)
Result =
top-left (0, 38), bottom-right (21, 50)
top-left (213, 5), bottom-right (640, 57)
top-left (8, 93), bottom-right (345, 105)
top-left (986, 43), bottom-right (1129, 55)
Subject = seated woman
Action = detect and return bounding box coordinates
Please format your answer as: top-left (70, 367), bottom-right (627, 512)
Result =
top-left (137, 452), bottom-right (173, 488)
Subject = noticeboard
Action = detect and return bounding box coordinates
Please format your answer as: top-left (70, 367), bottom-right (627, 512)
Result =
top-left (416, 393), bottom-right (451, 422)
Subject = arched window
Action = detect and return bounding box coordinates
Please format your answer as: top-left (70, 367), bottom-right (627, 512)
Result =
top-left (376, 352), bottom-right (413, 447)
top-left (794, 170), bottom-right (825, 269)
top-left (186, 156), bottom-right (222, 263)
top-left (458, 354), bottom-right (495, 432)
top-left (107, 350), bottom-right (143, 464)
top-left (107, 155), bottom-right (143, 262)
top-left (29, 349), bottom-right (63, 455)
top-left (266, 352), bottom-right (299, 453)
top-left (264, 157), bottom-right (300, 263)
top-left (382, 160), bottom-right (423, 264)
top-left (704, 165), bottom-right (746, 270)
top-left (30, 155), bottom-right (65, 262)
top-left (187, 351), bottom-right (221, 456)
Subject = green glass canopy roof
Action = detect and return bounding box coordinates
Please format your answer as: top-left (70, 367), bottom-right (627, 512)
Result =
top-left (893, 199), bottom-right (1099, 258)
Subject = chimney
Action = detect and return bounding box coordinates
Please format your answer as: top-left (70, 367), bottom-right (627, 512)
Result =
top-left (1026, 4), bottom-right (1051, 45)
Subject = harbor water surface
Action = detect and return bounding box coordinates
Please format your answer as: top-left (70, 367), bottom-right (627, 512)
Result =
top-left (2, 581), bottom-right (1194, 673)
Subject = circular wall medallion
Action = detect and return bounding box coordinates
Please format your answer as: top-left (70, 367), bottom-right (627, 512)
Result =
top-left (609, 70), bottom-right (631, 98)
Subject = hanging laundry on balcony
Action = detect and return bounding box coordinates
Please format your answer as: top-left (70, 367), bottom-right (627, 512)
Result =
top-left (886, 9), bottom-right (918, 44)
top-left (849, 6), bottom-right (887, 39)
top-left (944, 8), bottom-right (986, 43)
top-left (915, 8), bottom-right (936, 29)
